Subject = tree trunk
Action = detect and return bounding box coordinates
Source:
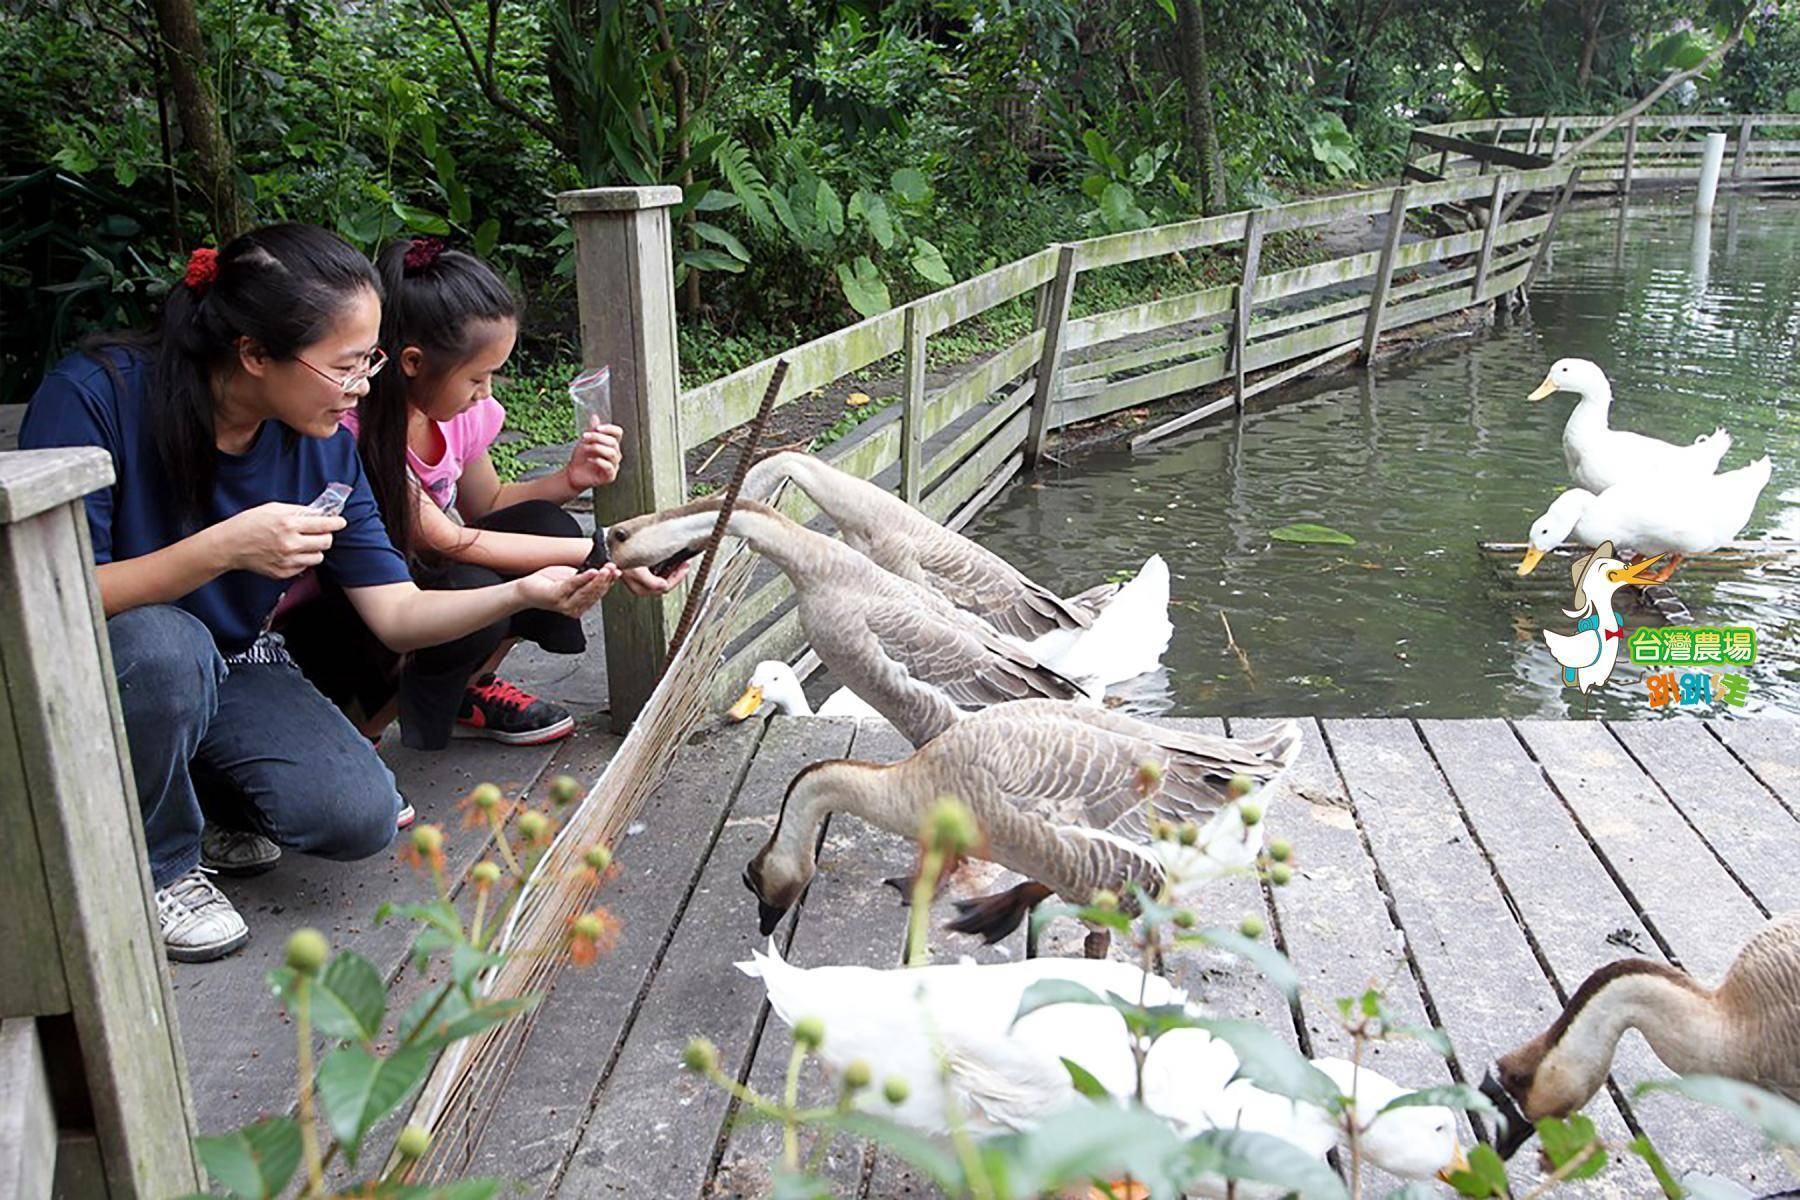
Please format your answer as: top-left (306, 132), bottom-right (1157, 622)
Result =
top-left (1173, 0), bottom-right (1226, 215)
top-left (1575, 0), bottom-right (1608, 91)
top-left (147, 0), bottom-right (242, 240)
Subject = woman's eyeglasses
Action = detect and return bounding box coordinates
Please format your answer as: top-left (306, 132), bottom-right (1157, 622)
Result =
top-left (296, 347), bottom-right (388, 394)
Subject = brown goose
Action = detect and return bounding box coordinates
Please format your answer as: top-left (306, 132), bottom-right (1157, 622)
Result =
top-left (742, 451), bottom-right (1118, 641)
top-left (604, 498), bottom-right (1085, 746)
top-left (743, 700), bottom-right (1302, 950)
top-left (1481, 911), bottom-right (1800, 1158)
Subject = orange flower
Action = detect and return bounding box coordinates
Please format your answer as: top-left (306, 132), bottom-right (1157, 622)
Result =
top-left (567, 908), bottom-right (622, 967)
top-left (399, 824), bottom-right (446, 875)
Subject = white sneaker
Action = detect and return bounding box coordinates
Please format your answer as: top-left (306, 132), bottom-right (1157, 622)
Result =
top-left (155, 868), bottom-right (250, 962)
top-left (199, 825), bottom-right (282, 877)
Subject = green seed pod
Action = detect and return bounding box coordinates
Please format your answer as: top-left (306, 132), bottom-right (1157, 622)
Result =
top-left (1270, 863), bottom-right (1294, 887)
top-left (843, 1059), bottom-right (873, 1090)
top-left (284, 927), bottom-right (328, 975)
top-left (1173, 910), bottom-right (1197, 929)
top-left (1268, 839), bottom-right (1293, 863)
top-left (1177, 822), bottom-right (1200, 847)
top-left (517, 810), bottom-right (549, 841)
top-left (584, 845), bottom-right (613, 873)
top-left (395, 1124), bottom-right (431, 1161)
top-left (1149, 818), bottom-right (1176, 842)
top-left (1239, 915), bottom-right (1266, 940)
top-left (681, 1037), bottom-right (719, 1074)
top-left (1238, 801), bottom-right (1263, 827)
top-left (1227, 774), bottom-right (1256, 799)
top-left (571, 913), bottom-right (604, 941)
top-left (471, 860), bottom-right (502, 887)
top-left (470, 782), bottom-right (503, 812)
top-left (793, 1016), bottom-right (826, 1051)
top-left (412, 824), bottom-right (444, 855)
top-left (549, 774), bottom-right (582, 806)
top-left (1090, 888), bottom-right (1120, 912)
top-left (925, 797), bottom-right (980, 854)
top-left (883, 1076), bottom-right (911, 1106)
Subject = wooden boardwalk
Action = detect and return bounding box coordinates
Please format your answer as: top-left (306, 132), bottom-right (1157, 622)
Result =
top-left (173, 714), bottom-right (1800, 1198)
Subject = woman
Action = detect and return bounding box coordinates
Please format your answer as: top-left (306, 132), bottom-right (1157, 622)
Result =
top-left (20, 224), bottom-right (616, 962)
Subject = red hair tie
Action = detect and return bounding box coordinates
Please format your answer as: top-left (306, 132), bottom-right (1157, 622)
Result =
top-left (403, 237), bottom-right (446, 275)
top-left (183, 246), bottom-right (219, 292)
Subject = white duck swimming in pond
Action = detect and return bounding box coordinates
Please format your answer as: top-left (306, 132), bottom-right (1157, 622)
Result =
top-left (740, 948), bottom-right (1469, 1191)
top-left (1528, 358), bottom-right (1732, 494)
top-left (1524, 540), bottom-right (1663, 693)
top-left (727, 658), bottom-right (885, 723)
top-left (1518, 456), bottom-right (1773, 584)
top-left (742, 452), bottom-right (1173, 688)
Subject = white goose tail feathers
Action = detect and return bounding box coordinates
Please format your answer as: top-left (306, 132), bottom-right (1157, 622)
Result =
top-left (1691, 426), bottom-right (1733, 471)
top-left (1040, 555), bottom-right (1173, 688)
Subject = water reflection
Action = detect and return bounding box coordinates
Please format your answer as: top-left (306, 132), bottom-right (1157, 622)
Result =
top-left (966, 199), bottom-right (1800, 720)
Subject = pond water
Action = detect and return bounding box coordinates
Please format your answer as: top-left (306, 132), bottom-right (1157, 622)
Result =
top-left (965, 195), bottom-right (1800, 720)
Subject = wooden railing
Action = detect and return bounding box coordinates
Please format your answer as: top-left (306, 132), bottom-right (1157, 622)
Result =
top-left (1410, 113), bottom-right (1800, 193)
top-left (560, 160), bottom-right (1582, 723)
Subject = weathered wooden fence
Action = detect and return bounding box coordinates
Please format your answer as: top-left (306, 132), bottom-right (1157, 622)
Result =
top-left (0, 450), bottom-right (201, 1199)
top-left (1411, 113), bottom-right (1800, 193)
top-left (562, 161), bottom-right (1581, 724)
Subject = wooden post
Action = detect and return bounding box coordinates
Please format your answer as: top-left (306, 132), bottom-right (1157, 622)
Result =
top-left (1361, 187), bottom-right (1410, 363)
top-left (1732, 116), bottom-right (1752, 182)
top-left (1551, 121), bottom-right (1567, 160)
top-left (1231, 210), bottom-right (1265, 409)
top-left (899, 305), bottom-right (927, 504)
top-left (1621, 116), bottom-right (1639, 199)
top-left (1472, 174), bottom-right (1507, 300)
top-left (1523, 167), bottom-right (1583, 297)
top-left (0, 448), bottom-right (202, 1199)
top-left (1024, 244), bottom-right (1078, 469)
top-left (556, 186), bottom-right (687, 731)
top-left (0, 1021), bottom-right (54, 1200)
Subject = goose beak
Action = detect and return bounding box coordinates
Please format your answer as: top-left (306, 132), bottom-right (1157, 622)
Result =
top-left (1607, 554), bottom-right (1664, 585)
top-left (758, 899), bottom-right (789, 937)
top-left (1528, 376), bottom-right (1558, 401)
top-left (727, 684), bottom-right (765, 722)
top-left (1437, 1142), bottom-right (1471, 1183)
top-left (1479, 1067), bottom-right (1534, 1160)
top-left (1517, 546), bottom-right (1547, 576)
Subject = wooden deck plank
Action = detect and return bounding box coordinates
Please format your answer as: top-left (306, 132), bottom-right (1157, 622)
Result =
top-left (714, 720), bottom-right (916, 1200)
top-left (1321, 718), bottom-right (1652, 1193)
top-left (1610, 719), bottom-right (1798, 915)
top-left (1706, 718), bottom-right (1800, 819)
top-left (453, 722), bottom-right (764, 1194)
top-left (557, 717), bottom-right (856, 1199)
top-left (171, 737), bottom-right (560, 1132)
top-left (1512, 720), bottom-right (1767, 981)
top-left (1417, 719), bottom-right (1777, 1180)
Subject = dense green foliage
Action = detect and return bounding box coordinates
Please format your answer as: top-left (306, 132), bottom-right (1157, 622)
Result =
top-left (4, 0), bottom-right (1794, 403)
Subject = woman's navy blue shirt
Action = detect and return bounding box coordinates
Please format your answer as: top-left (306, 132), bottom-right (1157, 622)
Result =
top-left (21, 348), bottom-right (410, 654)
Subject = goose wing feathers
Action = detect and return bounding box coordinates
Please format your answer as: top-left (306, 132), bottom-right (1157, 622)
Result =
top-left (862, 598), bottom-right (1088, 709)
top-left (909, 524), bottom-right (1094, 641)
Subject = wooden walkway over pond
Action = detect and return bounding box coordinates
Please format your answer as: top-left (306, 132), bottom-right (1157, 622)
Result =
top-left (171, 712), bottom-right (1800, 1198)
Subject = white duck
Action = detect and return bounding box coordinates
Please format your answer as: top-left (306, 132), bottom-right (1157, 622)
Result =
top-left (740, 948), bottom-right (1469, 1190)
top-left (1518, 456), bottom-right (1773, 584)
top-left (1528, 358), bottom-right (1732, 494)
top-left (1523, 541), bottom-right (1662, 693)
top-left (726, 658), bottom-right (885, 723)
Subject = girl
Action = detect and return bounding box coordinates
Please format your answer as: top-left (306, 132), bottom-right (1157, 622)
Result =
top-left (279, 237), bottom-right (684, 753)
top-left (21, 224), bottom-right (617, 962)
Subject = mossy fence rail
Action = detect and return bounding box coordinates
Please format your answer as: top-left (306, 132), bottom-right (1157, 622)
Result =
top-left (567, 160), bottom-right (1593, 728)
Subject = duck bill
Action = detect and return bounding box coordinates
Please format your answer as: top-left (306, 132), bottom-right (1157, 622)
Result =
top-left (757, 900), bottom-right (789, 937)
top-left (1479, 1067), bottom-right (1535, 1160)
top-left (1607, 554), bottom-right (1664, 585)
top-left (1517, 546), bottom-right (1548, 576)
top-left (727, 684), bottom-right (765, 722)
top-left (1528, 377), bottom-right (1558, 402)
top-left (1437, 1142), bottom-right (1472, 1184)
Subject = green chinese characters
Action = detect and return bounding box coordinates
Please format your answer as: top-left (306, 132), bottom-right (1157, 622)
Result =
top-left (1627, 625), bottom-right (1756, 667)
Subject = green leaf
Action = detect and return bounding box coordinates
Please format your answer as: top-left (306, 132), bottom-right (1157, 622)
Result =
top-left (409, 996), bottom-right (537, 1053)
top-left (890, 167), bottom-right (931, 205)
top-left (692, 221), bottom-right (751, 262)
top-left (1061, 1056), bottom-right (1111, 1100)
top-left (1390, 1022), bottom-right (1455, 1056)
top-left (1269, 522), bottom-right (1356, 545)
top-left (313, 952), bottom-right (386, 1045)
top-left (812, 1111), bottom-right (964, 1191)
top-left (1626, 1134), bottom-right (1684, 1199)
top-left (1099, 182), bottom-right (1143, 230)
top-left (909, 237), bottom-right (953, 287)
top-left (1448, 1143), bottom-right (1510, 1197)
top-left (1001, 1104), bottom-right (1187, 1197)
top-left (1012, 978), bottom-right (1108, 1026)
top-left (391, 203), bottom-right (450, 235)
top-left (680, 247), bottom-right (748, 273)
top-left (1180, 1128), bottom-right (1349, 1200)
top-left (1636, 1075), bottom-right (1800, 1146)
top-left (854, 191), bottom-right (895, 249)
top-left (194, 1118), bottom-right (302, 1200)
top-left (1378, 1083), bottom-right (1498, 1120)
top-left (1191, 1019), bottom-right (1341, 1109)
top-left (1174, 927), bottom-right (1300, 999)
top-left (815, 180), bottom-right (844, 236)
top-left (694, 189), bottom-right (739, 213)
top-left (315, 1045), bottom-right (433, 1166)
top-left (473, 218), bottom-right (500, 259)
top-left (1681, 1172), bottom-right (1763, 1200)
top-left (450, 941), bottom-right (501, 988)
top-left (835, 256), bottom-right (891, 317)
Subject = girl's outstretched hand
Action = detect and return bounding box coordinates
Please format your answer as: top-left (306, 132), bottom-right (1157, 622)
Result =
top-left (619, 561), bottom-right (690, 596)
top-left (565, 424), bottom-right (624, 489)
top-left (519, 563), bottom-right (618, 616)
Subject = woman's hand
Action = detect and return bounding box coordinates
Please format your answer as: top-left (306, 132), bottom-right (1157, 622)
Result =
top-left (564, 425), bottom-right (624, 490)
top-left (517, 563), bottom-right (618, 617)
top-left (216, 503), bottom-right (344, 578)
top-left (618, 561), bottom-right (690, 596)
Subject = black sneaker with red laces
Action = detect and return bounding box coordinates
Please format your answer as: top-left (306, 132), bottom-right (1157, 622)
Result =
top-left (454, 674), bottom-right (576, 745)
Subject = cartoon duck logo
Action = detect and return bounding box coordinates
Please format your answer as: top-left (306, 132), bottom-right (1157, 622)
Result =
top-left (1538, 540), bottom-right (1663, 693)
